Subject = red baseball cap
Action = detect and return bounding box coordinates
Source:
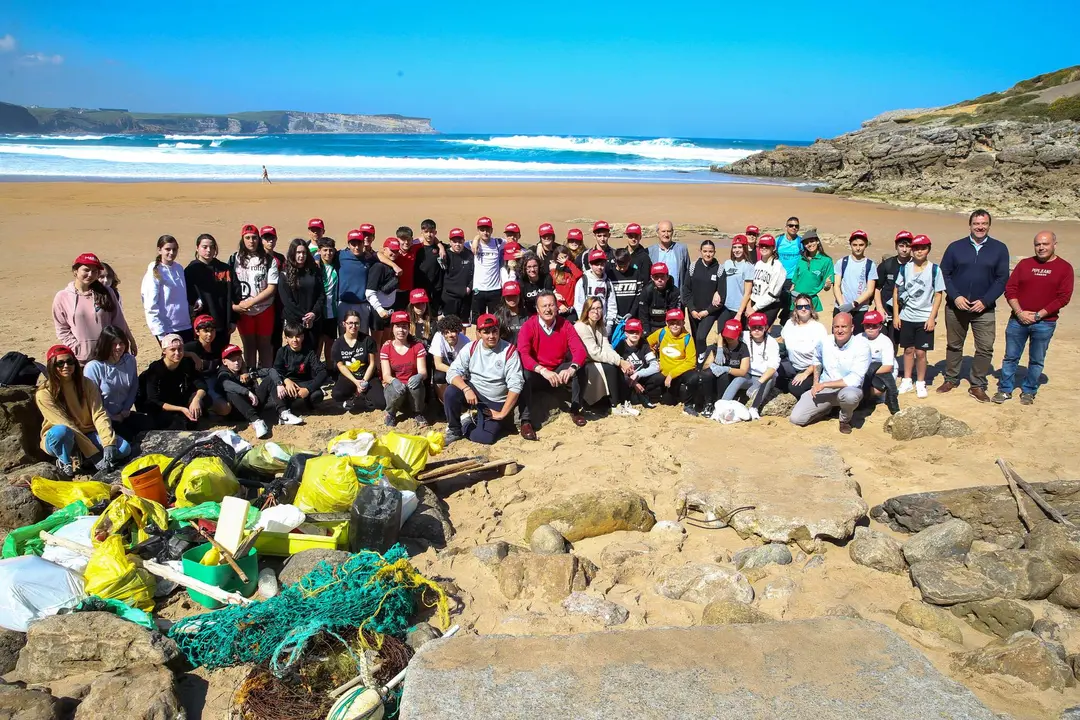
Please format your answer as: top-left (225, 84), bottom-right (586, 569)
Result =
top-left (383, 238), bottom-right (401, 252)
top-left (624, 318), bottom-right (643, 333)
top-left (477, 216), bottom-right (493, 228)
top-left (863, 311), bottom-right (884, 325)
top-left (588, 248), bottom-right (607, 264)
top-left (895, 230), bottom-right (914, 243)
top-left (502, 281), bottom-right (521, 297)
top-left (538, 223), bottom-right (555, 237)
top-left (308, 218), bottom-right (325, 230)
top-left (665, 308), bottom-right (684, 322)
top-left (359, 223), bottom-right (375, 235)
top-left (849, 229), bottom-right (869, 241)
top-left (221, 344), bottom-right (243, 360)
top-left (731, 234), bottom-right (748, 246)
top-left (567, 228), bottom-right (584, 242)
top-left (504, 222), bottom-right (521, 234)
top-left (241, 223), bottom-right (260, 236)
top-left (73, 252), bottom-right (102, 269)
top-left (503, 242), bottom-right (523, 260)
top-left (747, 313), bottom-right (769, 328)
top-left (259, 225), bottom-right (276, 237)
top-left (448, 228), bottom-right (465, 240)
top-left (409, 288), bottom-right (430, 304)
top-left (721, 319), bottom-right (743, 339)
top-left (625, 223), bottom-right (642, 236)
top-left (46, 345), bottom-right (74, 363)
top-left (390, 310), bottom-right (410, 325)
top-left (347, 229), bottom-right (364, 242)
top-left (650, 262), bottom-right (669, 276)
top-left (193, 314), bottom-right (215, 330)
top-left (911, 234), bottom-right (932, 247)
top-left (477, 313), bottom-right (499, 330)
top-left (757, 234), bottom-right (776, 247)
top-left (745, 225), bottom-right (760, 236)
top-left (593, 220), bottom-right (610, 232)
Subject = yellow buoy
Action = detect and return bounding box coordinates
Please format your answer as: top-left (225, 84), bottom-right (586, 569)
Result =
top-left (326, 687), bottom-right (384, 720)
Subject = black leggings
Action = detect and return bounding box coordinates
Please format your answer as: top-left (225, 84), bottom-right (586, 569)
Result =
top-left (224, 377), bottom-right (278, 423)
top-left (778, 359), bottom-right (814, 399)
top-left (660, 370), bottom-right (701, 407)
top-left (469, 290), bottom-right (502, 324)
top-left (330, 373), bottom-right (387, 410)
top-left (618, 372), bottom-right (665, 406)
top-left (754, 303), bottom-right (781, 329)
top-left (689, 312), bottom-right (721, 366)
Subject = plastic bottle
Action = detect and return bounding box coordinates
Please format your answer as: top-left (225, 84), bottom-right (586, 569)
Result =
top-left (349, 485), bottom-right (402, 553)
top-left (258, 567), bottom-right (279, 598)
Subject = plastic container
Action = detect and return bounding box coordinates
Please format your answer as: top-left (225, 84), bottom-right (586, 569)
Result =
top-left (253, 520), bottom-right (349, 557)
top-left (349, 485), bottom-right (401, 554)
top-left (128, 465), bottom-right (169, 506)
top-left (180, 542), bottom-right (259, 609)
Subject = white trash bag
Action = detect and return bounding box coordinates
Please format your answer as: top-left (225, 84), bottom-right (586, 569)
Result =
top-left (41, 515), bottom-right (97, 574)
top-left (0, 556), bottom-right (86, 632)
top-left (709, 400), bottom-right (753, 424)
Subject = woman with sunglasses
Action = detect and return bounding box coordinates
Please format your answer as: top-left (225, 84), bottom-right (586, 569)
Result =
top-left (37, 344), bottom-right (131, 477)
top-left (778, 293), bottom-right (828, 400)
top-left (53, 252), bottom-right (137, 364)
top-left (278, 237), bottom-right (326, 353)
top-left (232, 224), bottom-right (279, 368)
top-left (330, 309), bottom-right (384, 412)
top-left (788, 230), bottom-right (833, 313)
top-left (141, 234), bottom-right (193, 344)
top-left (722, 312), bottom-right (779, 413)
top-left (748, 236), bottom-right (787, 328)
top-left (136, 333), bottom-right (209, 430)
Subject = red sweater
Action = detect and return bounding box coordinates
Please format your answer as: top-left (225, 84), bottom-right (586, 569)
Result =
top-left (1005, 256), bottom-right (1074, 322)
top-left (517, 315), bottom-right (587, 372)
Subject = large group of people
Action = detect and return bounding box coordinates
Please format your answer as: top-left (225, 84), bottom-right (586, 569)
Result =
top-left (38, 210), bottom-right (1072, 474)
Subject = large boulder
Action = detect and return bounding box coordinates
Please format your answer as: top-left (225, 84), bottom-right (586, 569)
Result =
top-left (0, 386), bottom-right (46, 472)
top-left (529, 524), bottom-right (568, 555)
top-left (848, 527), bottom-right (907, 574)
top-left (73, 664), bottom-right (181, 720)
top-left (902, 519), bottom-right (975, 565)
top-left (496, 553), bottom-right (594, 602)
top-left (966, 550), bottom-right (1063, 600)
top-left (1025, 522), bottom-right (1080, 574)
top-left (950, 599), bottom-right (1035, 639)
top-left (0, 627), bottom-right (27, 674)
top-left (732, 544), bottom-right (792, 571)
top-left (956, 631), bottom-right (1075, 691)
top-left (1049, 574), bottom-right (1080, 609)
top-left (525, 490), bottom-right (655, 543)
top-left (278, 548), bottom-right (353, 586)
top-left (909, 559), bottom-right (1002, 605)
top-left (759, 393), bottom-right (797, 418)
top-left (399, 620), bottom-right (999, 718)
top-left (654, 563), bottom-right (754, 605)
top-left (883, 406), bottom-right (941, 440)
top-left (400, 484), bottom-right (454, 549)
top-left (895, 600), bottom-right (963, 644)
top-left (14, 612), bottom-right (178, 684)
top-left (0, 684), bottom-right (60, 720)
top-left (701, 600), bottom-right (773, 625)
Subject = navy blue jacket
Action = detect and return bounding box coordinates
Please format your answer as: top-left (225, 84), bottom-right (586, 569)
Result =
top-left (940, 236), bottom-right (1010, 311)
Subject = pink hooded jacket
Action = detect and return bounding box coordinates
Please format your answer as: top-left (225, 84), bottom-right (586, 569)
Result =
top-left (52, 282), bottom-right (132, 364)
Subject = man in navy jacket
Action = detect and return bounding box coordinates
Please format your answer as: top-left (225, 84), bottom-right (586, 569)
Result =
top-left (938, 209), bottom-right (1010, 402)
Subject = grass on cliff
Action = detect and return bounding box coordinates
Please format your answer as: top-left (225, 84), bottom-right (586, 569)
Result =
top-left (906, 65), bottom-right (1080, 125)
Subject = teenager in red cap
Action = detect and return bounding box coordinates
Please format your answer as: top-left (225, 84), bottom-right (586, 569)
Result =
top-left (37, 344), bottom-right (131, 477)
top-left (439, 228), bottom-right (474, 322)
top-left (415, 219), bottom-right (444, 319)
top-left (582, 220), bottom-right (615, 268)
top-left (216, 343), bottom-right (283, 439)
top-left (778, 293), bottom-right (827, 400)
top-left (316, 236), bottom-right (339, 366)
top-left (380, 310), bottom-right (429, 427)
top-left (336, 227), bottom-right (377, 337)
top-left (516, 291), bottom-right (590, 435)
top-left (748, 235), bottom-right (786, 327)
top-left (496, 281), bottom-right (527, 343)
top-left (609, 248), bottom-right (643, 325)
top-left (407, 287), bottom-right (435, 344)
top-left (575, 297), bottom-right (634, 415)
top-left (859, 310), bottom-right (900, 414)
top-left (517, 253), bottom-right (553, 316)
top-left (614, 317), bottom-right (663, 409)
top-left (53, 252), bottom-right (136, 364)
top-left (550, 244), bottom-right (583, 322)
top-left (330, 308), bottom-right (384, 414)
top-left (683, 239), bottom-right (725, 366)
top-left (565, 228), bottom-right (586, 270)
top-left (259, 225), bottom-right (288, 357)
top-left (875, 231), bottom-right (913, 345)
top-left (470, 216), bottom-right (505, 323)
top-left (893, 234), bottom-right (945, 398)
top-left (637, 262), bottom-right (682, 335)
top-left (183, 314), bottom-right (232, 417)
top-left (744, 225), bottom-right (761, 263)
top-left (185, 233), bottom-right (235, 356)
top-left (504, 222), bottom-right (522, 243)
top-left (430, 313), bottom-right (469, 403)
top-left (378, 226), bottom-right (420, 310)
top-left (624, 223), bottom-right (651, 282)
top-left (141, 234), bottom-right (193, 344)
top-left (724, 312), bottom-right (779, 414)
top-left (136, 333), bottom-right (210, 430)
top-left (702, 318), bottom-right (751, 412)
top-left (278, 238), bottom-right (326, 354)
top-left (308, 218), bottom-right (326, 246)
top-left (501, 240), bottom-right (524, 284)
top-left (232, 224), bottom-right (280, 368)
top-left (721, 236), bottom-right (754, 325)
top-left (574, 248), bottom-right (618, 334)
top-left (443, 313), bottom-right (524, 445)
top-left (833, 230), bottom-right (878, 333)
top-left (364, 239), bottom-right (402, 347)
top-left (647, 308), bottom-right (701, 414)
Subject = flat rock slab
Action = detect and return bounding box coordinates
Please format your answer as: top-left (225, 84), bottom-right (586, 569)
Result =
top-left (400, 619), bottom-right (997, 719)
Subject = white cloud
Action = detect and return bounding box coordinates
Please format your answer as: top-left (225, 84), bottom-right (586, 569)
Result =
top-left (0, 34), bottom-right (15, 52)
top-left (19, 52), bottom-right (63, 66)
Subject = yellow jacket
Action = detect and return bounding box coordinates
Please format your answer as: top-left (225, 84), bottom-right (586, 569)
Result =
top-left (36, 377), bottom-right (116, 456)
top-left (646, 327), bottom-right (697, 379)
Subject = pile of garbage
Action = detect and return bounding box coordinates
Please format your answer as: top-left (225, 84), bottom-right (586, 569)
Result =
top-left (0, 426), bottom-right (451, 719)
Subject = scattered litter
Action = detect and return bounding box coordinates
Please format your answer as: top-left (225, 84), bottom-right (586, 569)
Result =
top-left (83, 535), bottom-right (156, 611)
top-left (41, 515), bottom-right (97, 573)
top-left (2, 500), bottom-right (90, 558)
top-left (0, 554), bottom-right (86, 631)
top-left (30, 477), bottom-right (111, 509)
top-left (256, 504), bottom-right (306, 534)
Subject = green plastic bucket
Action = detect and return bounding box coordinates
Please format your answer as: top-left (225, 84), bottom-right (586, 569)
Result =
top-left (180, 542), bottom-right (259, 609)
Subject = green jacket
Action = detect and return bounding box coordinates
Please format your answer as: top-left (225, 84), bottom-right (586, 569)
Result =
top-left (790, 254), bottom-right (834, 311)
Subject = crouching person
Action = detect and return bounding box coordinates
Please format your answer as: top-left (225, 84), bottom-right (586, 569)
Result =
top-left (646, 308), bottom-right (702, 416)
top-left (790, 312), bottom-right (870, 434)
top-left (217, 344), bottom-right (283, 439)
top-left (380, 311), bottom-right (429, 428)
top-left (273, 321), bottom-right (328, 425)
top-left (614, 318), bottom-right (664, 409)
top-left (136, 333), bottom-right (210, 430)
top-left (859, 311), bottom-right (900, 414)
top-left (443, 313), bottom-right (524, 445)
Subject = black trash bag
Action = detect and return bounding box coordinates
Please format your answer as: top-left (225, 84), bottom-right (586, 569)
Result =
top-left (132, 525), bottom-right (201, 562)
top-left (350, 485), bottom-right (402, 554)
top-left (255, 452), bottom-right (317, 509)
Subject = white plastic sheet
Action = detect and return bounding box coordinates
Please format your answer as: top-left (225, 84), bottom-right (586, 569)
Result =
top-left (40, 515), bottom-right (97, 574)
top-left (0, 556), bottom-right (86, 632)
top-left (709, 400), bottom-right (753, 424)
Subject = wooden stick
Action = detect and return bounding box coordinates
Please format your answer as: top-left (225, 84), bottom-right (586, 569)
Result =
top-left (232, 527), bottom-right (263, 559)
top-left (999, 459), bottom-right (1077, 528)
top-left (417, 458), bottom-right (486, 481)
top-left (998, 459), bottom-right (1033, 532)
top-left (188, 521), bottom-right (249, 583)
top-left (420, 456), bottom-right (484, 472)
top-left (429, 458), bottom-right (519, 483)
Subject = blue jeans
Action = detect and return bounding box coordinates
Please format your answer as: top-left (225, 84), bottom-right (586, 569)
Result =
top-left (44, 425), bottom-right (131, 465)
top-left (999, 317), bottom-right (1056, 396)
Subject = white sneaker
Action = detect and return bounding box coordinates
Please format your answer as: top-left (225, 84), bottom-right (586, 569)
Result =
top-left (278, 409), bottom-right (304, 426)
top-left (624, 401), bottom-right (641, 416)
top-left (252, 419), bottom-right (270, 439)
top-left (916, 381), bottom-right (928, 399)
top-left (898, 378), bottom-right (913, 394)
top-left (612, 401), bottom-right (639, 417)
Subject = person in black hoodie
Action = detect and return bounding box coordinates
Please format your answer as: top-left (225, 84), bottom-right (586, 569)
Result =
top-left (636, 262), bottom-right (682, 335)
top-left (216, 343), bottom-right (282, 439)
top-left (518, 253), bottom-right (553, 315)
top-left (624, 223), bottom-right (652, 283)
top-left (260, 226), bottom-right (288, 357)
top-left (273, 322), bottom-right (328, 424)
top-left (184, 314), bottom-right (232, 417)
top-left (609, 248), bottom-right (642, 324)
top-left (185, 233), bottom-right (236, 355)
top-left (438, 228), bottom-right (474, 323)
top-left (278, 238), bottom-right (326, 353)
top-left (136, 334), bottom-right (208, 430)
top-left (415, 219), bottom-right (445, 318)
top-left (364, 243), bottom-right (402, 347)
top-left (683, 240), bottom-right (726, 366)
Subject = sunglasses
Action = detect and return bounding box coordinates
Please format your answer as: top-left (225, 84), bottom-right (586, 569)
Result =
top-left (796, 304), bottom-right (812, 310)
top-left (787, 224), bottom-right (799, 228)
top-left (54, 359), bottom-right (76, 368)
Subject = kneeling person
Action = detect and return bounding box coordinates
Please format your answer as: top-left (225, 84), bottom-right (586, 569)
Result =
top-left (614, 318), bottom-right (663, 408)
top-left (790, 312), bottom-right (870, 434)
top-left (217, 344), bottom-right (282, 438)
top-left (443, 314), bottom-right (524, 445)
top-left (860, 311), bottom-right (900, 414)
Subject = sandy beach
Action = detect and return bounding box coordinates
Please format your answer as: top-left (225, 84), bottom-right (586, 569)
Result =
top-left (4, 180), bottom-right (1080, 718)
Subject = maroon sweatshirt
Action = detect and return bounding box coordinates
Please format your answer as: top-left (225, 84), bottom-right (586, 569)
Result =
top-left (1005, 256), bottom-right (1074, 322)
top-left (517, 315), bottom-right (587, 372)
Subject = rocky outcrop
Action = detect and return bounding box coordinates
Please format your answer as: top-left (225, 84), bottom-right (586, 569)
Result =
top-left (0, 386), bottom-right (46, 473)
top-left (525, 490), bottom-right (655, 543)
top-left (956, 631), bottom-right (1075, 691)
top-left (951, 599), bottom-right (1034, 639)
top-left (883, 406), bottom-right (972, 441)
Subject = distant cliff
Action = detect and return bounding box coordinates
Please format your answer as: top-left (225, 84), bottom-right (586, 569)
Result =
top-left (0, 102), bottom-right (436, 135)
top-left (716, 66), bottom-right (1080, 219)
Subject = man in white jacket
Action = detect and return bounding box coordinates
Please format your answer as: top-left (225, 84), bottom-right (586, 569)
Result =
top-left (790, 312), bottom-right (871, 434)
top-left (141, 235), bottom-right (193, 343)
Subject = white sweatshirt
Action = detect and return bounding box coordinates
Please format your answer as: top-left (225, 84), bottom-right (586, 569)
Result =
top-left (750, 259), bottom-right (787, 309)
top-left (573, 271), bottom-right (618, 332)
top-left (741, 332), bottom-right (781, 378)
top-left (140, 261), bottom-right (191, 337)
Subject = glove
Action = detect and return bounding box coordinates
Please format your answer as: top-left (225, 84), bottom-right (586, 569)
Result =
top-left (97, 445), bottom-right (118, 471)
top-left (709, 363), bottom-right (730, 378)
top-left (837, 302), bottom-right (854, 313)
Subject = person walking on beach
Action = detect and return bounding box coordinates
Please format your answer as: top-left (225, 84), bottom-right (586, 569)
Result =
top-left (789, 312), bottom-right (870, 434)
top-left (995, 231), bottom-right (1074, 405)
top-left (833, 230), bottom-right (877, 333)
top-left (875, 231), bottom-right (913, 346)
top-left (648, 220), bottom-right (691, 289)
top-left (938, 209), bottom-right (1010, 402)
top-left (893, 234), bottom-right (944, 398)
top-left (261, 165), bottom-right (271, 184)
top-left (471, 217), bottom-right (505, 322)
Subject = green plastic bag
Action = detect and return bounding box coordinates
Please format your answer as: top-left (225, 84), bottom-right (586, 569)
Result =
top-left (2, 501), bottom-right (90, 558)
top-left (168, 502), bottom-right (260, 529)
top-left (71, 596), bottom-right (155, 630)
top-left (238, 442), bottom-right (313, 476)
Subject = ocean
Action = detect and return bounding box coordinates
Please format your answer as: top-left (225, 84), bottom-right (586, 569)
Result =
top-left (0, 133), bottom-right (809, 183)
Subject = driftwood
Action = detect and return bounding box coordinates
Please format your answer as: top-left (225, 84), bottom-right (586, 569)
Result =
top-left (997, 458), bottom-right (1077, 529)
top-left (998, 459), bottom-right (1034, 532)
top-left (418, 458), bottom-right (520, 485)
top-left (188, 521), bottom-right (248, 583)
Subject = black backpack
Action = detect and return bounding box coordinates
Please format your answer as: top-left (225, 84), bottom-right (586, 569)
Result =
top-left (0, 352), bottom-right (42, 387)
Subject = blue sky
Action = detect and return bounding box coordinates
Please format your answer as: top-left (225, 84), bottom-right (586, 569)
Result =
top-left (2, 1), bottom-right (1078, 140)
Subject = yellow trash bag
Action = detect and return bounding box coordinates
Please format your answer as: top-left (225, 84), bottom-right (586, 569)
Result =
top-left (326, 429), bottom-right (377, 456)
top-left (83, 535), bottom-right (156, 611)
top-left (294, 455), bottom-right (360, 513)
top-left (353, 455), bottom-right (417, 493)
top-left (122, 454), bottom-right (184, 490)
top-left (91, 495), bottom-right (170, 546)
top-left (372, 431), bottom-right (444, 476)
top-left (173, 457), bottom-right (240, 508)
top-left (30, 478), bottom-right (111, 509)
